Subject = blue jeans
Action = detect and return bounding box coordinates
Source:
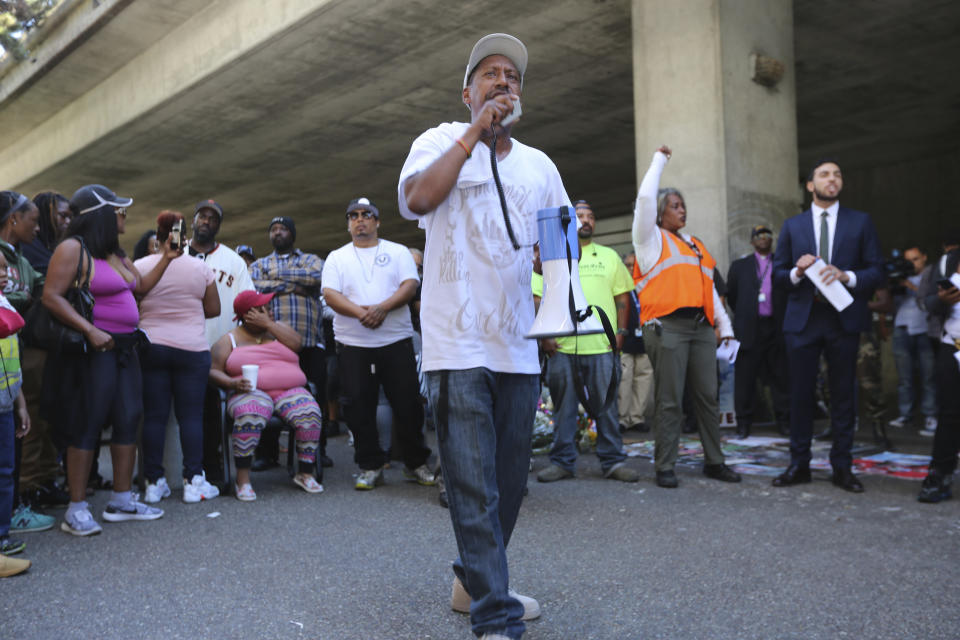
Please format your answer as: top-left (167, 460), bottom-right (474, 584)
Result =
top-left (141, 344), bottom-right (212, 482)
top-left (0, 410), bottom-right (14, 537)
top-left (426, 368), bottom-right (538, 640)
top-left (892, 326), bottom-right (937, 419)
top-left (545, 351), bottom-right (625, 473)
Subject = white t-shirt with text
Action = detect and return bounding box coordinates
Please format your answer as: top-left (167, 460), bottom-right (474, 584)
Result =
top-left (190, 243), bottom-right (255, 347)
top-left (398, 121), bottom-right (571, 374)
top-left (322, 238), bottom-right (419, 348)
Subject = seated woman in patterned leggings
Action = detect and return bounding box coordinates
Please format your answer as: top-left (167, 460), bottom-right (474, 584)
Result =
top-left (209, 291), bottom-right (323, 500)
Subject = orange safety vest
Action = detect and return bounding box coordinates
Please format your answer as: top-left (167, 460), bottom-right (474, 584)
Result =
top-left (632, 228), bottom-right (716, 325)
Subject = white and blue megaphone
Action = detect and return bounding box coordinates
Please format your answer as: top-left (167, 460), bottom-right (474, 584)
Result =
top-left (527, 206), bottom-right (605, 339)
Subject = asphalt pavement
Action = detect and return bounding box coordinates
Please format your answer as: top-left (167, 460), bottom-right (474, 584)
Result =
top-left (4, 428), bottom-right (959, 640)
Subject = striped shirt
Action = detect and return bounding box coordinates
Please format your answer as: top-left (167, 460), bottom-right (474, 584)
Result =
top-left (250, 249), bottom-right (324, 347)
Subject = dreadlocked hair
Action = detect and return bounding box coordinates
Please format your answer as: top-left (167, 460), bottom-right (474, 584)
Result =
top-left (32, 191), bottom-right (70, 250)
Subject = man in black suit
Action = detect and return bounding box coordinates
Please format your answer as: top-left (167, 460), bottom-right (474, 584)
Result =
top-left (726, 225), bottom-right (790, 438)
top-left (771, 159), bottom-right (883, 493)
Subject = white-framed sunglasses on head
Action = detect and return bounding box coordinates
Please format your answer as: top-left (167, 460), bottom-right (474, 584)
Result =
top-left (76, 188), bottom-right (133, 215)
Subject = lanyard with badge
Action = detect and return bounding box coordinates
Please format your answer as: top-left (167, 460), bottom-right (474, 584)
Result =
top-left (756, 255), bottom-right (771, 304)
top-left (630, 291), bottom-right (642, 337)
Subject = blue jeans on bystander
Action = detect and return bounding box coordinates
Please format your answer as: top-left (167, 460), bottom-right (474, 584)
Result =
top-left (892, 326), bottom-right (937, 420)
top-left (545, 351), bottom-right (625, 474)
top-left (141, 344), bottom-right (212, 482)
top-left (0, 411), bottom-right (15, 537)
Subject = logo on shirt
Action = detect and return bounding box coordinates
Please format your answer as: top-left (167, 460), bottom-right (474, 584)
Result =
top-left (215, 270), bottom-right (236, 288)
top-left (460, 182), bottom-right (537, 270)
top-left (375, 253), bottom-right (390, 267)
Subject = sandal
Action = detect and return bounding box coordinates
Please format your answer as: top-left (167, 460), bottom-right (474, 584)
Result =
top-left (293, 475), bottom-right (324, 494)
top-left (235, 483), bottom-right (257, 501)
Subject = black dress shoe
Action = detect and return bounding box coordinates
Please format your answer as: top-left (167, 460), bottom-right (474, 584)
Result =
top-left (832, 468), bottom-right (864, 493)
top-left (656, 470), bottom-right (679, 488)
top-left (772, 464), bottom-right (811, 487)
top-left (703, 463), bottom-right (741, 483)
top-left (631, 422), bottom-right (650, 433)
top-left (735, 424), bottom-right (751, 439)
top-left (320, 455), bottom-right (334, 468)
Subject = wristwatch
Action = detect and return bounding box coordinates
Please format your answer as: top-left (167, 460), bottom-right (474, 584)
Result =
top-left (616, 328), bottom-right (628, 336)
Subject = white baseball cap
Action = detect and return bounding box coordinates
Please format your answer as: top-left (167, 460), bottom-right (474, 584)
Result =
top-left (463, 33), bottom-right (528, 89)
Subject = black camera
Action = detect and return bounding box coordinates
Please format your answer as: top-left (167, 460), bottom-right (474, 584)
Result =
top-left (883, 249), bottom-right (914, 292)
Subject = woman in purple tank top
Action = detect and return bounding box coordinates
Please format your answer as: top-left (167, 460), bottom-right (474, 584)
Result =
top-left (41, 185), bottom-right (181, 536)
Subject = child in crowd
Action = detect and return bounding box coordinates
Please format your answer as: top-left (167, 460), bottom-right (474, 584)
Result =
top-left (0, 252), bottom-right (31, 577)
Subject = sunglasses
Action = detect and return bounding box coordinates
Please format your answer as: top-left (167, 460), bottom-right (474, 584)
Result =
top-left (346, 210), bottom-right (376, 221)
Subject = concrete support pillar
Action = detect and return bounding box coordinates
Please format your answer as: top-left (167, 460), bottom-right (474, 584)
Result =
top-left (631, 0), bottom-right (800, 271)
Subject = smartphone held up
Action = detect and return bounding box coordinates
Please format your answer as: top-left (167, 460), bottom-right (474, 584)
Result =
top-left (169, 219), bottom-right (185, 250)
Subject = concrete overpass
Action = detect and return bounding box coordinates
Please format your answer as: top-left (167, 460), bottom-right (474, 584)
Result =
top-left (1, 0), bottom-right (958, 268)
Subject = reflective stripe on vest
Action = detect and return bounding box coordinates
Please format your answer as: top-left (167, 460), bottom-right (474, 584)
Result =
top-left (634, 229), bottom-right (716, 325)
top-left (636, 232), bottom-right (713, 291)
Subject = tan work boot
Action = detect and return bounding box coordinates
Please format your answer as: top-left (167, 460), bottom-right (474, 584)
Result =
top-left (451, 576), bottom-right (541, 620)
top-left (0, 553), bottom-right (31, 578)
top-left (536, 464), bottom-right (574, 483)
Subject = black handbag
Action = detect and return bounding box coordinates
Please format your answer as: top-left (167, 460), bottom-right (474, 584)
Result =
top-left (23, 237), bottom-right (95, 354)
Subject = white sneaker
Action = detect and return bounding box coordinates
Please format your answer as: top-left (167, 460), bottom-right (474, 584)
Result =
top-left (451, 576), bottom-right (541, 621)
top-left (183, 473), bottom-right (220, 503)
top-left (403, 464), bottom-right (437, 486)
top-left (920, 416), bottom-right (938, 437)
top-left (888, 416), bottom-right (909, 428)
top-left (102, 498), bottom-right (163, 522)
top-left (60, 507), bottom-right (102, 537)
top-left (355, 467), bottom-right (385, 491)
top-left (144, 478), bottom-right (171, 503)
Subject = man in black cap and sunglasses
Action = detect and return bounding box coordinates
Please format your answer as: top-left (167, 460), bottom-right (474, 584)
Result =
top-left (321, 198), bottom-right (432, 491)
top-left (726, 224), bottom-right (790, 438)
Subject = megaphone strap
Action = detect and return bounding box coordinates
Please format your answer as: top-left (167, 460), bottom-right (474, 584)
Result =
top-left (558, 211), bottom-right (619, 421)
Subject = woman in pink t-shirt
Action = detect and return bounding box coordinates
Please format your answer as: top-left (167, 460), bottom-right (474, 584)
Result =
top-left (209, 290), bottom-right (323, 499)
top-left (135, 211), bottom-right (221, 505)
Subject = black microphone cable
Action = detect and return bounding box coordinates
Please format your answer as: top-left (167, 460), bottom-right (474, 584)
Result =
top-left (489, 126), bottom-right (521, 251)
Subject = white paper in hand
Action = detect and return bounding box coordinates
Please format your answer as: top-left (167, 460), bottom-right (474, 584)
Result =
top-left (806, 258), bottom-right (854, 311)
top-left (716, 339), bottom-right (740, 364)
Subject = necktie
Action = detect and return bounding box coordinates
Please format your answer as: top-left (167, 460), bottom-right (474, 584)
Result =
top-left (819, 211), bottom-right (830, 263)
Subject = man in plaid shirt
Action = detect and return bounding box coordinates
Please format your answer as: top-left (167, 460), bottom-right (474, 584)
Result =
top-left (250, 216), bottom-right (327, 468)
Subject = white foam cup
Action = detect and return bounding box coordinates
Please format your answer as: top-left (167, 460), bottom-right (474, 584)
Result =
top-left (241, 364), bottom-right (259, 390)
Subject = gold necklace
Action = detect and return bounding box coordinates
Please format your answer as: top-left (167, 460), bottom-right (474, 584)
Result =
top-left (243, 327), bottom-right (265, 344)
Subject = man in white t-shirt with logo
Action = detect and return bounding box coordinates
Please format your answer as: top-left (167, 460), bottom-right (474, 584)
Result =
top-left (399, 33), bottom-right (569, 640)
top-left (188, 199), bottom-right (255, 486)
top-left (321, 197), bottom-right (434, 491)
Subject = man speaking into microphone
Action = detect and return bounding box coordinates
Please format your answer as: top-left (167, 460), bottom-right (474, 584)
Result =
top-left (398, 33), bottom-right (570, 640)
